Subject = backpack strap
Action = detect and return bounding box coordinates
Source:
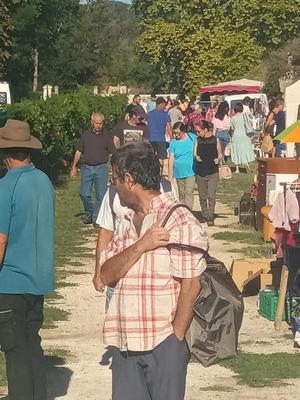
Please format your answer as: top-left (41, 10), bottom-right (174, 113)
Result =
top-left (108, 185), bottom-right (117, 230)
top-left (161, 203), bottom-right (209, 258)
top-left (161, 203), bottom-right (191, 228)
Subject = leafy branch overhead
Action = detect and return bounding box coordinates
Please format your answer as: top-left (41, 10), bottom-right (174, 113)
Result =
top-left (132, 0), bottom-right (300, 93)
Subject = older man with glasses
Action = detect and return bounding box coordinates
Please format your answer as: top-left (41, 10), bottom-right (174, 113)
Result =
top-left (70, 112), bottom-right (115, 228)
top-left (99, 142), bottom-right (208, 400)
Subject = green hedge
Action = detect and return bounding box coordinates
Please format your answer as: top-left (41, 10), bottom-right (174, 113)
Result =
top-left (7, 90), bottom-right (127, 181)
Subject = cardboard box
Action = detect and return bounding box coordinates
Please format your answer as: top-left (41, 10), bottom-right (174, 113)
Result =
top-left (230, 258), bottom-right (272, 292)
top-left (243, 272), bottom-right (273, 295)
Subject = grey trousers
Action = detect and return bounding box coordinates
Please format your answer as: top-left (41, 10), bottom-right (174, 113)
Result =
top-left (196, 172), bottom-right (219, 221)
top-left (176, 176), bottom-right (195, 210)
top-left (111, 333), bottom-right (190, 400)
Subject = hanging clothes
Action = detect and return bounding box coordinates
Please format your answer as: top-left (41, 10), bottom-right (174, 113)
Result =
top-left (269, 189), bottom-right (299, 231)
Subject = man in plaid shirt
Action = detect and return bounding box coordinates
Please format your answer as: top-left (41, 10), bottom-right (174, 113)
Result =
top-left (100, 142), bottom-right (208, 400)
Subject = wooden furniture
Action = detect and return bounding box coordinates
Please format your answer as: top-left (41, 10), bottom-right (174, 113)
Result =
top-left (256, 158), bottom-right (300, 230)
top-left (274, 265), bottom-right (289, 331)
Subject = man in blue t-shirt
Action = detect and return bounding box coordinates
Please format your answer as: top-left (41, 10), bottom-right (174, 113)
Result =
top-left (0, 119), bottom-right (55, 400)
top-left (147, 97), bottom-right (173, 170)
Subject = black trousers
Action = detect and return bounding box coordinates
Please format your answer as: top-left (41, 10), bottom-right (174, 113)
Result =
top-left (0, 294), bottom-right (46, 400)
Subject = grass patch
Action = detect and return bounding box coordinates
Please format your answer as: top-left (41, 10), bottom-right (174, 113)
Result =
top-left (45, 347), bottom-right (75, 362)
top-left (54, 178), bottom-right (95, 268)
top-left (0, 352), bottom-right (6, 388)
top-left (201, 385), bottom-right (234, 392)
top-left (66, 270), bottom-right (89, 276)
top-left (218, 223), bottom-right (258, 231)
top-left (56, 281), bottom-right (78, 288)
top-left (45, 291), bottom-right (64, 301)
top-left (212, 230), bottom-right (264, 245)
top-left (43, 306), bottom-right (70, 329)
top-left (222, 352), bottom-right (300, 387)
top-left (217, 171), bottom-right (255, 207)
top-left (239, 245), bottom-right (273, 258)
top-left (69, 261), bottom-right (85, 267)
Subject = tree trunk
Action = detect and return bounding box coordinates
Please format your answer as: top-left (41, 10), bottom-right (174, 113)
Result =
top-left (32, 48), bottom-right (39, 92)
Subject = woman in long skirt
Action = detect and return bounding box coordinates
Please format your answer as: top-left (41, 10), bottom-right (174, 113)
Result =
top-left (230, 103), bottom-right (255, 172)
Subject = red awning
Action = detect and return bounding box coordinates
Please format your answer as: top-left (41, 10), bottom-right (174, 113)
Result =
top-left (199, 84), bottom-right (261, 95)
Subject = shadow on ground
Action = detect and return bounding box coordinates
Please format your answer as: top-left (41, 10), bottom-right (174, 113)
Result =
top-left (46, 355), bottom-right (73, 400)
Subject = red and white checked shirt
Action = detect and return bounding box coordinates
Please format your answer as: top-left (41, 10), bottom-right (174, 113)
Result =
top-left (101, 192), bottom-right (208, 352)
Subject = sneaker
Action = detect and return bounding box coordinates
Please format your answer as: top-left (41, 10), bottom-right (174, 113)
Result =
top-left (207, 220), bottom-right (215, 227)
top-left (93, 223), bottom-right (100, 229)
top-left (82, 215), bottom-right (92, 224)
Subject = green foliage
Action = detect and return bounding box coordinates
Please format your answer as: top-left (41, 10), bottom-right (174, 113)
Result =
top-left (6, 0), bottom-right (158, 98)
top-left (0, 0), bottom-right (11, 77)
top-left (7, 91), bottom-right (127, 180)
top-left (7, 0), bottom-right (79, 99)
top-left (222, 352), bottom-right (300, 387)
top-left (259, 37), bottom-right (300, 98)
top-left (133, 0), bottom-right (300, 94)
top-left (0, 0), bottom-right (23, 77)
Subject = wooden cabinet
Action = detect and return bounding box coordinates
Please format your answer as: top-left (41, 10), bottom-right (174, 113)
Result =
top-left (256, 158), bottom-right (300, 230)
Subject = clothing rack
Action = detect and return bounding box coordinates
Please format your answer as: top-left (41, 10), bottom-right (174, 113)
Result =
top-left (275, 182), bottom-right (300, 330)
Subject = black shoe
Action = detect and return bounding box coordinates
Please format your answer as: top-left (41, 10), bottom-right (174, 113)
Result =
top-left (82, 215), bottom-right (92, 224)
top-left (93, 223), bottom-right (100, 229)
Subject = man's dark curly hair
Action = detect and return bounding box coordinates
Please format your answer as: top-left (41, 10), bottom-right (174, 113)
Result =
top-left (111, 142), bottom-right (161, 190)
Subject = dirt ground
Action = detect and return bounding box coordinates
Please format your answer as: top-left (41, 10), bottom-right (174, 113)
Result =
top-left (2, 198), bottom-right (299, 400)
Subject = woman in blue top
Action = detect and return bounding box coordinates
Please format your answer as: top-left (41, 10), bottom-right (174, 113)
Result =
top-left (168, 121), bottom-right (196, 209)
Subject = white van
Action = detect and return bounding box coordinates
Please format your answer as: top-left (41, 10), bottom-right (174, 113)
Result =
top-left (224, 93), bottom-right (269, 116)
top-left (0, 82), bottom-right (11, 106)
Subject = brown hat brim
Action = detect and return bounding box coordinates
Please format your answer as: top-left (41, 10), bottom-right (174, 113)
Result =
top-left (0, 132), bottom-right (42, 150)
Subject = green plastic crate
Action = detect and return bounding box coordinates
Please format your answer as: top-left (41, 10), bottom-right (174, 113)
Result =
top-left (259, 290), bottom-right (292, 321)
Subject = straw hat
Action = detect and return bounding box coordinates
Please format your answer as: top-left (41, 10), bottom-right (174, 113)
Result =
top-left (0, 119), bottom-right (42, 149)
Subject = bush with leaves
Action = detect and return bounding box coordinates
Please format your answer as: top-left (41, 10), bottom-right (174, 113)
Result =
top-left (8, 90), bottom-right (127, 181)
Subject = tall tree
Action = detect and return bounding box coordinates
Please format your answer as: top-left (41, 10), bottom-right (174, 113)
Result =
top-left (0, 0), bottom-right (23, 79)
top-left (132, 0), bottom-right (300, 94)
top-left (7, 0), bottom-right (79, 99)
top-left (41, 0), bottom-right (159, 91)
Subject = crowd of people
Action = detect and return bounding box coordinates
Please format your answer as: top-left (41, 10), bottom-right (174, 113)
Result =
top-left (69, 94), bottom-right (260, 231)
top-left (0, 91), bottom-right (287, 400)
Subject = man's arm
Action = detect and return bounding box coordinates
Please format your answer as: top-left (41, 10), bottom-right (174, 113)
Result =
top-left (172, 276), bottom-right (201, 341)
top-left (113, 136), bottom-right (121, 149)
top-left (166, 122), bottom-right (173, 140)
top-left (168, 152), bottom-right (174, 182)
top-left (70, 150), bottom-right (82, 178)
top-left (93, 228), bottom-right (114, 292)
top-left (0, 233), bottom-right (8, 265)
top-left (100, 223), bottom-right (170, 287)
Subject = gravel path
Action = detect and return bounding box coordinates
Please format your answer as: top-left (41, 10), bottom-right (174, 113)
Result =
top-left (29, 199), bottom-right (300, 399)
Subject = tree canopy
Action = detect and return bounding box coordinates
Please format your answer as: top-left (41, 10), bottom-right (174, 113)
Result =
top-left (3, 0), bottom-right (158, 100)
top-left (132, 0), bottom-right (300, 94)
